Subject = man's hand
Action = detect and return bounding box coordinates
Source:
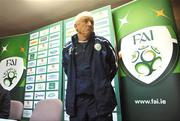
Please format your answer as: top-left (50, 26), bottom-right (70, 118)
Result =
top-left (118, 51), bottom-right (122, 59)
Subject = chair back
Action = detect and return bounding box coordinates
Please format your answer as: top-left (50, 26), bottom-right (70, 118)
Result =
top-left (30, 99), bottom-right (63, 121)
top-left (9, 100), bottom-right (23, 121)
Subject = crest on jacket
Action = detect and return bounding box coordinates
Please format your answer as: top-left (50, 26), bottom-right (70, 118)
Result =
top-left (0, 57), bottom-right (25, 90)
top-left (94, 43), bottom-right (102, 51)
top-left (120, 26), bottom-right (179, 84)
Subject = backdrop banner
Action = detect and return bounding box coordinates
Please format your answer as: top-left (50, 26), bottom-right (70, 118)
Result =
top-left (0, 34), bottom-right (29, 102)
top-left (112, 0), bottom-right (180, 120)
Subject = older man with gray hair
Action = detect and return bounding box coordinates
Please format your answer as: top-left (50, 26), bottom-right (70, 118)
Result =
top-left (62, 11), bottom-right (118, 121)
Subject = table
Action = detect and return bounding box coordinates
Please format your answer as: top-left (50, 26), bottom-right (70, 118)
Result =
top-left (0, 118), bottom-right (17, 121)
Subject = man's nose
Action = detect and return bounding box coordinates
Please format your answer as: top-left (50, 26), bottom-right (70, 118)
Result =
top-left (87, 21), bottom-right (92, 26)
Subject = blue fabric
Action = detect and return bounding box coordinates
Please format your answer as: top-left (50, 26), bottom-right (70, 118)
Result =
top-left (70, 95), bottom-right (113, 121)
top-left (62, 32), bottom-right (118, 116)
top-left (75, 42), bottom-right (93, 95)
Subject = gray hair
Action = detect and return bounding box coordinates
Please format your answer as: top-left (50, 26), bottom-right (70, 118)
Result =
top-left (74, 11), bottom-right (93, 24)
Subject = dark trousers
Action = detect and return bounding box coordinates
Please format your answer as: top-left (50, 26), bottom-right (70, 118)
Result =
top-left (70, 95), bottom-right (113, 121)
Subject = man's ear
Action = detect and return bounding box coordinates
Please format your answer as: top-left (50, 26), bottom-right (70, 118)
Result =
top-left (74, 24), bottom-right (78, 32)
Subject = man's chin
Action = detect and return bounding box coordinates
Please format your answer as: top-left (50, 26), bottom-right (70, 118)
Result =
top-left (83, 32), bottom-right (92, 37)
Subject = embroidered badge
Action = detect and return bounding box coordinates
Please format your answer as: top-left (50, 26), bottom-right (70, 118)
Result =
top-left (94, 43), bottom-right (102, 51)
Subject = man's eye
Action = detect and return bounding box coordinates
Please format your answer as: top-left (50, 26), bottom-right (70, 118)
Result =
top-left (88, 20), bottom-right (93, 24)
top-left (84, 19), bottom-right (88, 23)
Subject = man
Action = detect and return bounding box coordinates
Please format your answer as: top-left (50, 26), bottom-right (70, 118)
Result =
top-left (0, 85), bottom-right (11, 119)
top-left (62, 11), bottom-right (118, 121)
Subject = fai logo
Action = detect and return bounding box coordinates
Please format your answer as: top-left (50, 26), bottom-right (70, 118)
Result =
top-left (0, 57), bottom-right (25, 90)
top-left (94, 43), bottom-right (102, 51)
top-left (120, 26), bottom-right (178, 84)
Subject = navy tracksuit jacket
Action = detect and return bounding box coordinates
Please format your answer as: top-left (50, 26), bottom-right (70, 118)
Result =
top-left (62, 32), bottom-right (118, 116)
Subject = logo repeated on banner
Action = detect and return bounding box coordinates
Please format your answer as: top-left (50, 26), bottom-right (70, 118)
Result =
top-left (24, 92), bottom-right (34, 100)
top-left (38, 51), bottom-right (48, 59)
top-left (47, 73), bottom-right (59, 81)
top-left (49, 40), bottom-right (60, 48)
top-left (48, 48), bottom-right (59, 56)
top-left (36, 74), bottom-right (46, 82)
top-left (27, 68), bottom-right (35, 75)
top-left (25, 84), bottom-right (34, 91)
top-left (30, 32), bottom-right (39, 40)
top-left (50, 25), bottom-right (60, 33)
top-left (36, 66), bottom-right (47, 74)
top-left (37, 58), bottom-right (47, 66)
top-left (28, 60), bottom-right (36, 68)
top-left (29, 39), bottom-right (38, 46)
top-left (26, 76), bottom-right (35, 83)
top-left (23, 23), bottom-right (62, 118)
top-left (29, 46), bottom-right (37, 53)
top-left (94, 18), bottom-right (109, 29)
top-left (46, 91), bottom-right (59, 99)
top-left (121, 26), bottom-right (178, 84)
top-left (47, 64), bottom-right (59, 72)
top-left (24, 101), bottom-right (33, 109)
top-left (49, 32), bottom-right (60, 41)
top-left (40, 29), bottom-right (49, 37)
top-left (0, 57), bottom-right (25, 91)
top-left (96, 28), bottom-right (110, 36)
top-left (34, 92), bottom-right (45, 100)
top-left (23, 110), bottom-right (32, 118)
top-left (28, 53), bottom-right (37, 60)
top-left (38, 43), bottom-right (48, 51)
top-left (35, 83), bottom-right (45, 91)
top-left (48, 56), bottom-right (59, 64)
top-left (46, 82), bottom-right (59, 90)
top-left (39, 36), bottom-right (48, 44)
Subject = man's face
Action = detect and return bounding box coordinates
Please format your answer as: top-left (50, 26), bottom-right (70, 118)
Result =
top-left (75, 16), bottom-right (94, 38)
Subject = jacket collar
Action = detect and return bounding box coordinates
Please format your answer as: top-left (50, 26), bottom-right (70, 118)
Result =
top-left (71, 32), bottom-right (95, 46)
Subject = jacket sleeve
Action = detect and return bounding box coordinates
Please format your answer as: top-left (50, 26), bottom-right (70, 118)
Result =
top-left (62, 48), bottom-right (68, 75)
top-left (105, 40), bottom-right (118, 81)
top-left (0, 90), bottom-right (10, 119)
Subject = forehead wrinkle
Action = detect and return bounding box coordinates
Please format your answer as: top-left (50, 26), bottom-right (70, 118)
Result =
top-left (76, 16), bottom-right (94, 24)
